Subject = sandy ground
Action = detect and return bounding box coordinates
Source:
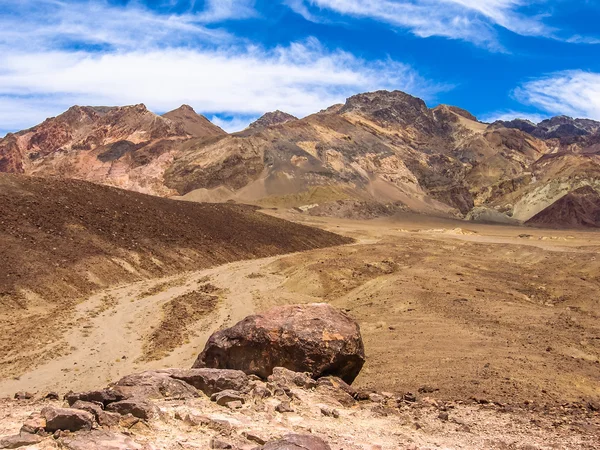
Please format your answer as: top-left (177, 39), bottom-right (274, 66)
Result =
top-left (1, 211), bottom-right (599, 412)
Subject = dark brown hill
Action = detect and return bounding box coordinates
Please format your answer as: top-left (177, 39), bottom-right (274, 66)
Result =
top-left (0, 173), bottom-right (351, 302)
top-left (526, 186), bottom-right (600, 228)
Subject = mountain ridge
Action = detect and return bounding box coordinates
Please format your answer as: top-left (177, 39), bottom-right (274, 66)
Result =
top-left (2, 90), bottom-right (599, 226)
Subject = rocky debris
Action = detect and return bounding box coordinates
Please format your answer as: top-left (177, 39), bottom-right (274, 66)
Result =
top-left (262, 434), bottom-right (331, 450)
top-left (45, 392), bottom-right (60, 401)
top-left (65, 389), bottom-right (125, 407)
top-left (168, 368), bottom-right (250, 396)
top-left (275, 401), bottom-right (294, 413)
top-left (110, 371), bottom-right (199, 400)
top-left (210, 390), bottom-right (245, 407)
top-left (20, 413), bottom-right (47, 435)
top-left (42, 407), bottom-right (94, 432)
top-left (210, 437), bottom-right (233, 449)
top-left (269, 367), bottom-right (317, 390)
top-left (58, 430), bottom-right (144, 450)
top-left (13, 392), bottom-right (33, 400)
top-left (70, 400), bottom-right (120, 428)
top-left (106, 399), bottom-right (158, 420)
top-left (0, 433), bottom-right (44, 449)
top-left (194, 303), bottom-right (365, 384)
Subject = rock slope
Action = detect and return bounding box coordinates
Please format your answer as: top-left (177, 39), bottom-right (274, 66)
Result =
top-left (2, 91), bottom-right (600, 224)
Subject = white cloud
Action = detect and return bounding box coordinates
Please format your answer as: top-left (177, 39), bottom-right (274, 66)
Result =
top-left (514, 71), bottom-right (600, 119)
top-left (289, 0), bottom-right (553, 48)
top-left (211, 115), bottom-right (260, 133)
top-left (480, 111), bottom-right (548, 124)
top-left (0, 40), bottom-right (448, 132)
top-left (0, 0), bottom-right (239, 52)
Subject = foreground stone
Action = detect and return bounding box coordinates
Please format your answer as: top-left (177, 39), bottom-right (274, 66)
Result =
top-left (111, 371), bottom-right (198, 400)
top-left (106, 399), bottom-right (158, 420)
top-left (59, 430), bottom-right (144, 450)
top-left (262, 434), bottom-right (331, 450)
top-left (168, 368), bottom-right (250, 396)
top-left (194, 303), bottom-right (365, 384)
top-left (0, 433), bottom-right (44, 449)
top-left (42, 407), bottom-right (94, 432)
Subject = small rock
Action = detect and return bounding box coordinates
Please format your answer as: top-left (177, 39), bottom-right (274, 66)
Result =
top-left (57, 430), bottom-right (144, 449)
top-left (111, 371), bottom-right (198, 400)
top-left (268, 367), bottom-right (317, 390)
top-left (251, 385), bottom-right (272, 399)
top-left (211, 390), bottom-right (244, 406)
top-left (42, 407), bottom-right (94, 432)
top-left (403, 392), bottom-right (417, 403)
top-left (0, 433), bottom-right (45, 448)
top-left (319, 406), bottom-right (340, 418)
top-left (169, 368), bottom-right (250, 396)
top-left (65, 389), bottom-right (124, 407)
top-left (588, 400), bottom-right (600, 412)
top-left (226, 400), bottom-right (243, 410)
top-left (438, 412), bottom-right (449, 421)
top-left (242, 431), bottom-right (266, 445)
top-left (106, 399), bottom-right (157, 420)
top-left (275, 401), bottom-right (294, 413)
top-left (262, 434), bottom-right (331, 450)
top-left (210, 438), bottom-right (233, 449)
top-left (118, 414), bottom-right (140, 429)
top-left (14, 392), bottom-right (34, 400)
top-left (45, 392), bottom-right (60, 401)
top-left (20, 414), bottom-right (47, 435)
top-left (368, 393), bottom-right (384, 403)
top-left (418, 386), bottom-right (438, 394)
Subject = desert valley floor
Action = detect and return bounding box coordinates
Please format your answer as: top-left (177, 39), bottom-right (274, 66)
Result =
top-left (1, 207), bottom-right (600, 449)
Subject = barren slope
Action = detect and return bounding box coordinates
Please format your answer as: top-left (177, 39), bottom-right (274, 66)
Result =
top-left (0, 173), bottom-right (351, 378)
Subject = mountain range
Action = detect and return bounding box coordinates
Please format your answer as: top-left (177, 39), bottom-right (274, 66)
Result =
top-left (2, 90), bottom-right (600, 226)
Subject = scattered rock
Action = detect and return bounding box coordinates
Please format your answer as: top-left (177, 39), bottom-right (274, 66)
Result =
top-left (226, 400), bottom-right (243, 410)
top-left (106, 399), bottom-right (157, 420)
top-left (242, 431), bottom-right (267, 445)
top-left (319, 406), bottom-right (340, 418)
top-left (369, 393), bottom-right (385, 403)
top-left (13, 392), bottom-right (34, 400)
top-left (210, 438), bottom-right (233, 449)
top-left (42, 407), bottom-right (94, 432)
top-left (65, 389), bottom-right (125, 407)
top-left (45, 392), bottom-right (60, 401)
top-left (194, 304), bottom-right (365, 384)
top-left (0, 433), bottom-right (45, 449)
top-left (403, 392), bottom-right (417, 403)
top-left (438, 412), bottom-right (449, 421)
top-left (269, 367), bottom-right (317, 390)
top-left (262, 434), bottom-right (331, 450)
top-left (275, 401), bottom-right (294, 413)
top-left (111, 371), bottom-right (198, 400)
top-left (20, 414), bottom-right (46, 435)
top-left (211, 390), bottom-right (245, 407)
top-left (118, 414), bottom-right (140, 429)
top-left (169, 368), bottom-right (250, 396)
top-left (58, 430), bottom-right (144, 450)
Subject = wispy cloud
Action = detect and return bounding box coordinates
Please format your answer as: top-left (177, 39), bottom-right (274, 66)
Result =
top-left (480, 111), bottom-right (548, 124)
top-left (514, 70), bottom-right (600, 119)
top-left (0, 39), bottom-right (447, 133)
top-left (287, 0), bottom-right (554, 49)
top-left (0, 0), bottom-right (449, 134)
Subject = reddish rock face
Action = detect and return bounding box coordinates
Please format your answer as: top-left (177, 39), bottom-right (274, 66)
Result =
top-left (193, 303), bottom-right (365, 384)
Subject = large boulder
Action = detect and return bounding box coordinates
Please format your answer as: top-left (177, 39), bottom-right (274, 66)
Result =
top-left (193, 304), bottom-right (365, 384)
top-left (262, 434), bottom-right (331, 450)
top-left (42, 407), bottom-right (94, 432)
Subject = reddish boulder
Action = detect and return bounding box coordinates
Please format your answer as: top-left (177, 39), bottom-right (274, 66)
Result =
top-left (42, 407), bottom-right (94, 432)
top-left (168, 368), bottom-right (249, 396)
top-left (193, 304), bottom-right (365, 384)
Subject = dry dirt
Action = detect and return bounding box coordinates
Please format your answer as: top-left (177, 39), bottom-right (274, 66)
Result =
top-left (2, 209), bottom-right (599, 413)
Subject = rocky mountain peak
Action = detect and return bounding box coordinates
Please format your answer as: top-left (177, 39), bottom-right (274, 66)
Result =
top-left (249, 110), bottom-right (298, 129)
top-left (162, 105), bottom-right (226, 138)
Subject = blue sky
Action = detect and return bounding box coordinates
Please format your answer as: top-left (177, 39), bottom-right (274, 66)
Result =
top-left (1, 0), bottom-right (600, 134)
